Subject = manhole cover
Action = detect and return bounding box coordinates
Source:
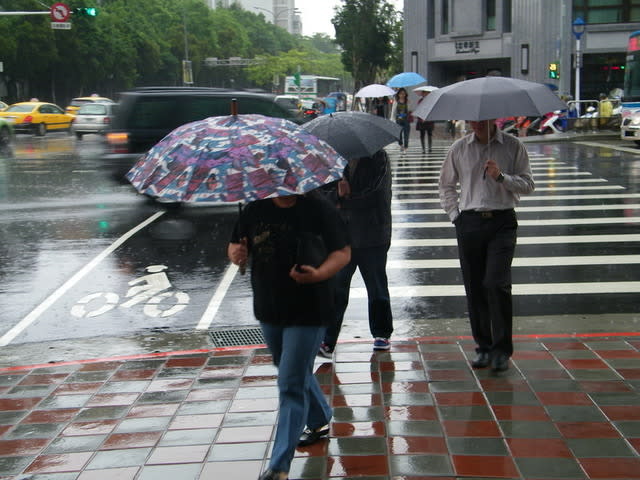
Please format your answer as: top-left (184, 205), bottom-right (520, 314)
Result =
top-left (209, 327), bottom-right (265, 347)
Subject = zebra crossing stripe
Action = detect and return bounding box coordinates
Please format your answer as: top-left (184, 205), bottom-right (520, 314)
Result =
top-left (393, 193), bottom-right (640, 203)
top-left (391, 234), bottom-right (640, 247)
top-left (393, 204), bottom-right (640, 214)
top-left (387, 255), bottom-right (640, 269)
top-left (393, 217), bottom-right (640, 228)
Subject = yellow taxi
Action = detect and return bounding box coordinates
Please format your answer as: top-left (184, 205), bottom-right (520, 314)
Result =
top-left (65, 95), bottom-right (114, 115)
top-left (0, 101), bottom-right (74, 136)
top-left (0, 101), bottom-right (8, 110)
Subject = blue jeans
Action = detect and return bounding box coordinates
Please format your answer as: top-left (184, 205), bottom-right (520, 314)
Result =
top-left (324, 245), bottom-right (393, 347)
top-left (260, 323), bottom-right (332, 473)
top-left (397, 120), bottom-right (410, 148)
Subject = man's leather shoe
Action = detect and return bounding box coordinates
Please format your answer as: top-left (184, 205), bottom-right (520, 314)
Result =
top-left (258, 469), bottom-right (287, 480)
top-left (471, 352), bottom-right (490, 368)
top-left (298, 425), bottom-right (330, 446)
top-left (491, 353), bottom-right (510, 372)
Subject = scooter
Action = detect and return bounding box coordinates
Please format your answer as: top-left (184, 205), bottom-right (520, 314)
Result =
top-left (537, 110), bottom-right (566, 134)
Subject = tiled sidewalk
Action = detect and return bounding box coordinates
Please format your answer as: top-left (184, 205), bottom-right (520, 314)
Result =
top-left (1, 334), bottom-right (640, 479)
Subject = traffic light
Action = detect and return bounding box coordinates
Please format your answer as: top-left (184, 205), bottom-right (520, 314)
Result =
top-left (74, 7), bottom-right (99, 16)
top-left (548, 62), bottom-right (559, 79)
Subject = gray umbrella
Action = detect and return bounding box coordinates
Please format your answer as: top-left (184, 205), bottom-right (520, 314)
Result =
top-left (303, 111), bottom-right (402, 160)
top-left (414, 76), bottom-right (567, 121)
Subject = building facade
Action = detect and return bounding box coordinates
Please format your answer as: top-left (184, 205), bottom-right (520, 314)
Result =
top-left (403, 0), bottom-right (640, 101)
top-left (210, 0), bottom-right (301, 35)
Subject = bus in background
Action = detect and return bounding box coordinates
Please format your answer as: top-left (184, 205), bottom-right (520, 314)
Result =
top-left (284, 75), bottom-right (340, 100)
top-left (621, 30), bottom-right (640, 145)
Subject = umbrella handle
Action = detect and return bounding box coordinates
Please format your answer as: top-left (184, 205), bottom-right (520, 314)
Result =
top-left (231, 98), bottom-right (238, 117)
top-left (237, 201), bottom-right (246, 275)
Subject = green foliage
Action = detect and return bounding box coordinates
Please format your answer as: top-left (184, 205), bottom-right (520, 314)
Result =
top-left (0, 1), bottom-right (352, 104)
top-left (332, 0), bottom-right (400, 89)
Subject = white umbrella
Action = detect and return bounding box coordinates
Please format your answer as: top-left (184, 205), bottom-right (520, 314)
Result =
top-left (414, 76), bottom-right (567, 121)
top-left (413, 85), bottom-right (439, 93)
top-left (355, 84), bottom-right (396, 98)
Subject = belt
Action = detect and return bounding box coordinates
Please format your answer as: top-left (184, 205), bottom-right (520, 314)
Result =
top-left (461, 209), bottom-right (514, 219)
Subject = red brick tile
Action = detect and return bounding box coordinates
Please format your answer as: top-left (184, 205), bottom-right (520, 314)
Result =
top-left (331, 421), bottom-right (386, 437)
top-left (544, 341), bottom-right (588, 350)
top-left (558, 359), bottom-right (608, 369)
top-left (25, 452), bottom-right (93, 473)
top-left (422, 351), bottom-right (465, 361)
top-left (479, 378), bottom-right (531, 391)
top-left (595, 350), bottom-right (640, 359)
top-left (629, 438), bottom-right (640, 454)
top-left (580, 457), bottom-right (640, 478)
top-left (601, 405), bottom-right (640, 421)
top-left (492, 405), bottom-right (550, 421)
top-left (78, 362), bottom-right (122, 372)
top-left (536, 391), bottom-right (593, 405)
top-left (0, 425), bottom-right (11, 436)
top-left (0, 397), bottom-right (42, 411)
top-left (165, 356), bottom-right (208, 368)
top-left (523, 369), bottom-right (572, 380)
top-left (556, 422), bottom-right (620, 438)
top-left (442, 420), bottom-right (501, 437)
top-left (452, 454), bottom-right (518, 478)
top-left (384, 405), bottom-right (438, 421)
top-left (111, 369), bottom-right (157, 381)
top-left (616, 368), bottom-right (640, 379)
top-left (23, 409), bottom-right (79, 424)
top-left (434, 392), bottom-right (486, 406)
top-left (387, 436), bottom-right (448, 454)
top-left (506, 438), bottom-right (572, 457)
top-left (328, 454), bottom-right (389, 477)
top-left (0, 438), bottom-right (50, 456)
top-left (240, 375), bottom-right (277, 386)
top-left (379, 360), bottom-right (424, 372)
top-left (101, 431), bottom-right (162, 449)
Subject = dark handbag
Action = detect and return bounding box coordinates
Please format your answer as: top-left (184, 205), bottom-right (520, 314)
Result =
top-left (296, 231), bottom-right (327, 269)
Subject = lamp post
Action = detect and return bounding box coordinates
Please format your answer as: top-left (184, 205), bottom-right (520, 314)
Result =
top-left (572, 17), bottom-right (586, 116)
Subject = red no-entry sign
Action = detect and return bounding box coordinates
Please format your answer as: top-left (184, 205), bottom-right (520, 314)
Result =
top-left (50, 2), bottom-right (70, 22)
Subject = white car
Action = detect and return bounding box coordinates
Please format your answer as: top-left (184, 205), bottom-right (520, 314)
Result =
top-left (71, 102), bottom-right (118, 139)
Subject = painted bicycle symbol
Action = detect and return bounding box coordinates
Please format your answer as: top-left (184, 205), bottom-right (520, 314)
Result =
top-left (71, 265), bottom-right (190, 318)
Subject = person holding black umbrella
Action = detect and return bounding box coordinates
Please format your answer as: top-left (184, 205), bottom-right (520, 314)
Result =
top-left (439, 119), bottom-right (534, 372)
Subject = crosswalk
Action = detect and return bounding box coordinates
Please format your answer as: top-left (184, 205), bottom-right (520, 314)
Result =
top-left (343, 141), bottom-right (640, 320)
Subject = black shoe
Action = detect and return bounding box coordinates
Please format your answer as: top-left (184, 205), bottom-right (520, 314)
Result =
top-left (258, 469), bottom-right (286, 480)
top-left (491, 353), bottom-right (510, 372)
top-left (471, 352), bottom-right (490, 369)
top-left (298, 425), bottom-right (330, 446)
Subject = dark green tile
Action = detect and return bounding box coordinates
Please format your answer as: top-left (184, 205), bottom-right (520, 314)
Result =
top-left (499, 421), bottom-right (561, 438)
top-left (437, 405), bottom-right (493, 421)
top-left (335, 383), bottom-right (380, 395)
top-left (387, 420), bottom-right (443, 436)
top-left (235, 386), bottom-right (279, 398)
top-left (552, 350), bottom-right (598, 359)
top-left (380, 370), bottom-right (427, 383)
top-left (113, 417), bottom-right (171, 434)
top-left (606, 359), bottom-right (640, 368)
top-left (206, 355), bottom-right (249, 366)
top-left (289, 455), bottom-right (326, 479)
top-left (156, 368), bottom-right (202, 379)
top-left (207, 441), bottom-right (268, 461)
top-left (75, 405), bottom-right (129, 421)
top-left (390, 454), bottom-right (453, 476)
top-left (7, 385), bottom-right (55, 397)
top-left (223, 411), bottom-right (277, 427)
top-left (177, 400), bottom-right (229, 415)
top-left (328, 436), bottom-right (387, 455)
top-left (425, 360), bottom-right (469, 370)
top-left (98, 381), bottom-right (150, 393)
top-left (194, 377), bottom-right (241, 388)
top-left (120, 359), bottom-right (165, 370)
top-left (384, 393), bottom-right (433, 406)
top-left (38, 394), bottom-right (91, 409)
top-left (65, 371), bottom-right (112, 382)
top-left (0, 410), bottom-right (28, 424)
top-left (45, 434), bottom-right (106, 453)
top-left (545, 405), bottom-right (607, 422)
top-left (0, 455), bottom-right (33, 475)
top-left (588, 392), bottom-right (640, 405)
top-left (332, 406), bottom-right (385, 422)
top-left (613, 421), bottom-right (640, 436)
top-left (514, 456), bottom-right (584, 478)
top-left (4, 422), bottom-right (65, 439)
top-left (419, 343), bottom-right (461, 352)
top-left (15, 473), bottom-right (79, 480)
top-left (447, 437), bottom-right (508, 455)
top-left (514, 359), bottom-right (561, 369)
top-left (0, 374), bottom-right (26, 386)
top-left (528, 380), bottom-right (581, 392)
top-left (138, 390), bottom-right (189, 403)
top-left (86, 447), bottom-right (151, 469)
top-left (569, 370), bottom-right (621, 381)
top-left (484, 391), bottom-right (540, 405)
top-left (586, 341), bottom-right (634, 350)
top-left (568, 438), bottom-right (635, 457)
top-left (428, 381), bottom-right (480, 393)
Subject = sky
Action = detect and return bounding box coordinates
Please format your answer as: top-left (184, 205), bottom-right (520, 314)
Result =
top-left (297, 0), bottom-right (403, 37)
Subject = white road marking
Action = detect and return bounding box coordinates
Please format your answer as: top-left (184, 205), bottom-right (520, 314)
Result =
top-left (393, 193), bottom-right (640, 203)
top-left (0, 211), bottom-right (166, 347)
top-left (392, 217), bottom-right (640, 228)
top-left (391, 234), bottom-right (640, 247)
top-left (393, 204), bottom-right (640, 214)
top-left (196, 263), bottom-right (240, 330)
top-left (387, 255), bottom-right (640, 269)
top-left (576, 141), bottom-right (640, 154)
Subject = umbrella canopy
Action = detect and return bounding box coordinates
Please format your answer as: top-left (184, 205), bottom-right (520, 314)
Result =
top-left (126, 114), bottom-right (346, 203)
top-left (414, 76), bottom-right (567, 121)
top-left (413, 85), bottom-right (439, 93)
top-left (303, 111), bottom-right (402, 160)
top-left (355, 84), bottom-right (396, 98)
top-left (386, 72), bottom-right (427, 88)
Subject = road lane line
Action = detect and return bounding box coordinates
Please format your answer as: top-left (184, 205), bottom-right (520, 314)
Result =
top-left (196, 263), bottom-right (239, 330)
top-left (0, 211), bottom-right (166, 347)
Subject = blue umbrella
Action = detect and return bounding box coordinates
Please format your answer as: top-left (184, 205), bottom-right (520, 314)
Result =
top-left (386, 72), bottom-right (427, 88)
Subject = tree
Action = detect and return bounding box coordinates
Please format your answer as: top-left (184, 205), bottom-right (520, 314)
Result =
top-left (332, 0), bottom-right (398, 89)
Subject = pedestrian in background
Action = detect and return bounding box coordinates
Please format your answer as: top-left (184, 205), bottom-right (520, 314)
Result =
top-left (390, 88), bottom-right (411, 152)
top-left (415, 90), bottom-right (435, 153)
top-left (319, 149), bottom-right (394, 357)
top-left (439, 119), bottom-right (534, 372)
top-left (228, 192), bottom-right (351, 480)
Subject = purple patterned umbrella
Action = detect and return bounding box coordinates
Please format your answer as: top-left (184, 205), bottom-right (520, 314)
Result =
top-left (126, 114), bottom-right (347, 203)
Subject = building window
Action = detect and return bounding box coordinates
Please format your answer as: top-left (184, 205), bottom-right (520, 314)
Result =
top-left (427, 0), bottom-right (435, 38)
top-left (442, 0), bottom-right (449, 34)
top-left (486, 0), bottom-right (496, 30)
top-left (503, 0), bottom-right (512, 32)
top-left (573, 0), bottom-right (640, 24)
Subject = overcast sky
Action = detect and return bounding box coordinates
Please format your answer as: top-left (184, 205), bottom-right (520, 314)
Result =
top-left (297, 0), bottom-right (403, 37)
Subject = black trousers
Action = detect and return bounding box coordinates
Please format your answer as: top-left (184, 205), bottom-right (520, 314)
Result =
top-left (454, 210), bottom-right (517, 356)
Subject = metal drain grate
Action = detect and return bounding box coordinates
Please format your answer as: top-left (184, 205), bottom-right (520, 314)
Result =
top-left (209, 327), bottom-right (265, 347)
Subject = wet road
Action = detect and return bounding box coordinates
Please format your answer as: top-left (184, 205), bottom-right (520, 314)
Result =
top-left (1, 132), bottom-right (639, 351)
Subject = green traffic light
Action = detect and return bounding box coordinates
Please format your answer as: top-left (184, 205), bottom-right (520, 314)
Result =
top-left (86, 7), bottom-right (98, 16)
top-left (74, 7), bottom-right (99, 17)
